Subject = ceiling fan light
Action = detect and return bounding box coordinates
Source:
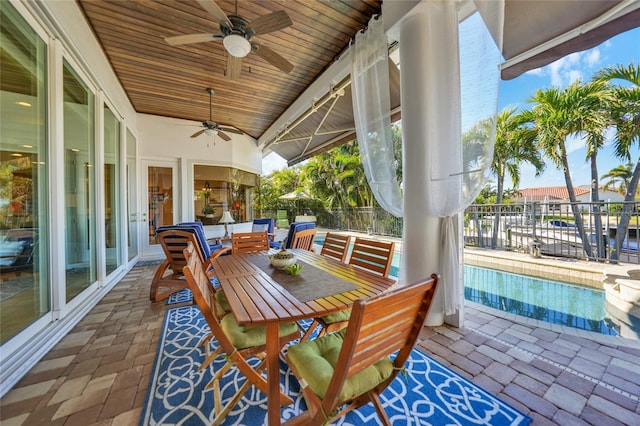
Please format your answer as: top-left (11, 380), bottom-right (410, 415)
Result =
top-left (224, 34), bottom-right (251, 58)
top-left (204, 128), bottom-right (218, 137)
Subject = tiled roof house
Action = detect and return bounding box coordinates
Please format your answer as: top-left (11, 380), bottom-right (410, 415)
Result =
top-left (516, 186), bottom-right (625, 203)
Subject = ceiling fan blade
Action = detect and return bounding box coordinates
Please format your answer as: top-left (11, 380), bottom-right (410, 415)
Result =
top-left (226, 55), bottom-right (243, 80)
top-left (191, 129), bottom-right (205, 138)
top-left (247, 10), bottom-right (292, 35)
top-left (218, 131), bottom-right (231, 142)
top-left (196, 0), bottom-right (232, 29)
top-left (219, 126), bottom-right (243, 135)
top-left (165, 33), bottom-right (217, 46)
top-left (253, 43), bottom-right (294, 74)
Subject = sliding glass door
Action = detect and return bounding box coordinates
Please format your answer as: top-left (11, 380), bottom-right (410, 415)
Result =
top-left (0, 2), bottom-right (50, 344)
top-left (63, 60), bottom-right (97, 302)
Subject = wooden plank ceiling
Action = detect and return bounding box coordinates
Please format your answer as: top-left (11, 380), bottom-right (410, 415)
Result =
top-left (76, 0), bottom-right (381, 140)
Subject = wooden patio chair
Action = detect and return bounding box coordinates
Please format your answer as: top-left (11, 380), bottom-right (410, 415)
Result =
top-left (150, 226), bottom-right (229, 302)
top-left (348, 237), bottom-right (396, 277)
top-left (182, 242), bottom-right (300, 425)
top-left (231, 231), bottom-right (270, 254)
top-left (285, 274), bottom-right (439, 426)
top-left (302, 237), bottom-right (395, 341)
top-left (290, 227), bottom-right (317, 251)
top-left (320, 232), bottom-right (352, 263)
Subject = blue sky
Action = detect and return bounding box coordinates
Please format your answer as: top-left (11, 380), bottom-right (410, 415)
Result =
top-left (264, 27), bottom-right (640, 184)
top-left (499, 27), bottom-right (640, 190)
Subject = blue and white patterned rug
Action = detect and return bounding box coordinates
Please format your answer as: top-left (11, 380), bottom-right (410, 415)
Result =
top-left (165, 288), bottom-right (193, 305)
top-left (139, 305), bottom-right (531, 426)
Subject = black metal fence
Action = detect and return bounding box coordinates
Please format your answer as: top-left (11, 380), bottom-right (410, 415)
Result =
top-left (260, 207), bottom-right (403, 237)
top-left (261, 200), bottom-right (640, 264)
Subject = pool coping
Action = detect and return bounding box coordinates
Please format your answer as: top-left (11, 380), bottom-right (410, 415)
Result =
top-left (467, 300), bottom-right (640, 349)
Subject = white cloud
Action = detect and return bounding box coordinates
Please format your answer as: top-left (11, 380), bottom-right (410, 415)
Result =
top-left (585, 48), bottom-right (601, 67)
top-left (525, 68), bottom-right (545, 76)
top-left (262, 152), bottom-right (288, 175)
top-left (566, 133), bottom-right (586, 154)
top-left (568, 70), bottom-right (583, 84)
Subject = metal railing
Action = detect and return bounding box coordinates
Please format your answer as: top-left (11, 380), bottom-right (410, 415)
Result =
top-left (260, 207), bottom-right (403, 237)
top-left (464, 201), bottom-right (640, 263)
top-left (261, 201), bottom-right (640, 264)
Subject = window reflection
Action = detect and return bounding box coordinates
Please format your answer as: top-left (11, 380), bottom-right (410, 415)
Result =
top-left (0, 2), bottom-right (49, 344)
top-left (64, 60), bottom-right (97, 302)
top-left (193, 165), bottom-right (257, 224)
top-left (148, 166), bottom-right (173, 244)
top-left (104, 105), bottom-right (121, 274)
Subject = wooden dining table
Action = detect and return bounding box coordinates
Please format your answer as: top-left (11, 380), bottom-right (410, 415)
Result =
top-left (210, 248), bottom-right (396, 426)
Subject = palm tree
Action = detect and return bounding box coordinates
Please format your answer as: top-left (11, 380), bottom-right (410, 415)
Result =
top-left (596, 63), bottom-right (640, 261)
top-left (576, 79), bottom-right (614, 259)
top-left (528, 80), bottom-right (612, 259)
top-left (601, 163), bottom-right (633, 195)
top-left (486, 107), bottom-right (544, 248)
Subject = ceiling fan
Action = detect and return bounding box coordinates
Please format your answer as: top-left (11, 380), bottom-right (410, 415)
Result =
top-left (165, 0), bottom-right (294, 79)
top-left (191, 88), bottom-right (243, 140)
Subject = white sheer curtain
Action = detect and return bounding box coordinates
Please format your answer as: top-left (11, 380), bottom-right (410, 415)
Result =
top-left (423, 1), bottom-right (503, 314)
top-left (353, 1), bottom-right (503, 315)
top-left (351, 16), bottom-right (403, 217)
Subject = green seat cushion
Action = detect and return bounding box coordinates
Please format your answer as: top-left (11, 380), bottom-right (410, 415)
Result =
top-left (320, 309), bottom-right (351, 325)
top-left (220, 313), bottom-right (298, 350)
top-left (287, 329), bottom-right (393, 402)
top-left (215, 290), bottom-right (231, 313)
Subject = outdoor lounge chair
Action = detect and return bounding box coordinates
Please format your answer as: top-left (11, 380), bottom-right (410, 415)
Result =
top-left (302, 237), bottom-right (395, 341)
top-left (252, 218), bottom-right (281, 249)
top-left (277, 209), bottom-right (289, 228)
top-left (150, 224), bottom-right (228, 302)
top-left (182, 242), bottom-right (300, 425)
top-left (282, 222), bottom-right (316, 249)
top-left (284, 274), bottom-right (439, 426)
top-left (320, 232), bottom-right (352, 263)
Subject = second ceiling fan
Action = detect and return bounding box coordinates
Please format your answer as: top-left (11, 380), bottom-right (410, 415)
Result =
top-left (191, 88), bottom-right (243, 140)
top-left (165, 0), bottom-right (294, 79)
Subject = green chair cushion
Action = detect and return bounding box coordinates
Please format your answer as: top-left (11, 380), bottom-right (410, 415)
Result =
top-left (320, 308), bottom-right (351, 325)
top-left (215, 290), bottom-right (231, 313)
top-left (220, 313), bottom-right (299, 350)
top-left (287, 329), bottom-right (394, 402)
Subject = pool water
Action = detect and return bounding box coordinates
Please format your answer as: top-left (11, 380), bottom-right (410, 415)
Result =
top-left (314, 236), bottom-right (620, 336)
top-left (464, 265), bottom-right (617, 336)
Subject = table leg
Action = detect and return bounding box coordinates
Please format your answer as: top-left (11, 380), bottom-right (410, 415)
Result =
top-left (266, 321), bottom-right (281, 425)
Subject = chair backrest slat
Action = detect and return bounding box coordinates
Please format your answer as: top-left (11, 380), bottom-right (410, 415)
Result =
top-left (290, 228), bottom-right (316, 251)
top-left (348, 237), bottom-right (395, 277)
top-left (320, 232), bottom-right (351, 263)
top-left (231, 231), bottom-right (270, 254)
top-left (323, 275), bottom-right (438, 406)
top-left (155, 229), bottom-right (204, 273)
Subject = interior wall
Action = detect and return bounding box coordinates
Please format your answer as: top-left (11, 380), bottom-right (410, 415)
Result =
top-left (136, 113), bottom-right (262, 174)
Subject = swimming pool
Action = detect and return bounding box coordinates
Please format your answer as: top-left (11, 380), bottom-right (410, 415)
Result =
top-left (464, 265), bottom-right (617, 336)
top-left (314, 236), bottom-right (620, 336)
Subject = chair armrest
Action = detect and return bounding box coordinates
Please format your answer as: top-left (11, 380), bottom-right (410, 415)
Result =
top-left (210, 246), bottom-right (232, 258)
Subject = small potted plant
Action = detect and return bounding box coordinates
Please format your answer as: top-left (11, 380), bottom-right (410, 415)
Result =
top-left (202, 204), bottom-right (215, 218)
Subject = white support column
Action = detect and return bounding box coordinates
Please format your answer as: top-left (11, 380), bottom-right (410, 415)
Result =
top-left (399, 2), bottom-right (460, 326)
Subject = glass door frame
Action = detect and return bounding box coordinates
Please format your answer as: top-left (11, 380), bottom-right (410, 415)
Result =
top-left (141, 159), bottom-right (179, 259)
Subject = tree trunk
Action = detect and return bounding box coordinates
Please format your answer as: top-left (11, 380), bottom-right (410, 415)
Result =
top-left (562, 155), bottom-right (593, 258)
top-left (491, 176), bottom-right (504, 249)
top-left (590, 152), bottom-right (604, 260)
top-left (611, 157), bottom-right (640, 262)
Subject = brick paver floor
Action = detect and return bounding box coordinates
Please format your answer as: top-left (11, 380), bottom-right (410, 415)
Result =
top-left (2, 263), bottom-right (640, 425)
